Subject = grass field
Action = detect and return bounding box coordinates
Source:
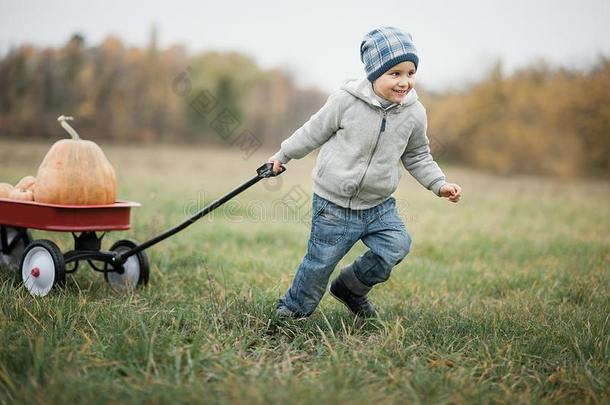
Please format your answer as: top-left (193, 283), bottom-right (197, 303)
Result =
top-left (0, 140), bottom-right (609, 404)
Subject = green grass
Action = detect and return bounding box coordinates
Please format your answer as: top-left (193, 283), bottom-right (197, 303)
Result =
top-left (0, 141), bottom-right (609, 404)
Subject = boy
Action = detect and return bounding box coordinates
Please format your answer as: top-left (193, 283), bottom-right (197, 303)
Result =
top-left (268, 27), bottom-right (462, 318)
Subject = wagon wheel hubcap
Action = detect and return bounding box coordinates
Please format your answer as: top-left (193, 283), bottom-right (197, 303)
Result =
top-left (22, 247), bottom-right (56, 296)
top-left (106, 246), bottom-right (140, 291)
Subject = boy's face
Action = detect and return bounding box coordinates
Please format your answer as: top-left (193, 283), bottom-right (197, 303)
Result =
top-left (372, 61), bottom-right (416, 104)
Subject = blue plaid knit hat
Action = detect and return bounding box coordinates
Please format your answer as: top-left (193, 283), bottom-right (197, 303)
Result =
top-left (360, 27), bottom-right (419, 82)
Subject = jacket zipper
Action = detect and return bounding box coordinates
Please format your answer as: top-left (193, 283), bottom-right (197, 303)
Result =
top-left (348, 110), bottom-right (387, 208)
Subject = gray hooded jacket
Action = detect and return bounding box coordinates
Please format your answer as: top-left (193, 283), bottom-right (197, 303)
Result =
top-left (272, 77), bottom-right (447, 209)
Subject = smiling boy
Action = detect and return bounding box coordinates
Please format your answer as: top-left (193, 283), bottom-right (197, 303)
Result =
top-left (268, 27), bottom-right (462, 318)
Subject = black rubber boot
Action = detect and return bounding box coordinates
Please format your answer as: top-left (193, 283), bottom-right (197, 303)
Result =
top-left (275, 303), bottom-right (309, 319)
top-left (329, 265), bottom-right (376, 317)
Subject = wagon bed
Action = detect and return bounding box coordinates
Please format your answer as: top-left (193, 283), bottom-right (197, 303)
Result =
top-left (0, 198), bottom-right (140, 232)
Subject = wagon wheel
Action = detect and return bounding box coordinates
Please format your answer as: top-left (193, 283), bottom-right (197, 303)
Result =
top-left (20, 240), bottom-right (66, 297)
top-left (104, 239), bottom-right (149, 292)
top-left (0, 226), bottom-right (33, 273)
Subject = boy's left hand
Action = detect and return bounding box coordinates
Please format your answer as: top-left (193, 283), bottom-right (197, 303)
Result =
top-left (439, 183), bottom-right (462, 203)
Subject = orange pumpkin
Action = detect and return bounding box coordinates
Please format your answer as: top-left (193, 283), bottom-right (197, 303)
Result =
top-left (15, 176), bottom-right (36, 191)
top-left (9, 188), bottom-right (34, 201)
top-left (34, 116), bottom-right (117, 205)
top-left (0, 182), bottom-right (13, 198)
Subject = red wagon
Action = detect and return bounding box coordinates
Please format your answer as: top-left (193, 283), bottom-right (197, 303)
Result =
top-left (0, 162), bottom-right (285, 297)
top-left (0, 198), bottom-right (147, 296)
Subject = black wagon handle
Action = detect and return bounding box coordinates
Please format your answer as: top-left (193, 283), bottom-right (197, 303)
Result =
top-left (257, 162), bottom-right (286, 178)
top-left (113, 162), bottom-right (287, 264)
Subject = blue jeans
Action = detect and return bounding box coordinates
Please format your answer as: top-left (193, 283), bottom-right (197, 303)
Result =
top-left (279, 193), bottom-right (412, 316)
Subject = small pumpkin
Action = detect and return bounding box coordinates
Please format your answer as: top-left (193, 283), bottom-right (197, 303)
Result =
top-left (15, 176), bottom-right (36, 191)
top-left (35, 116), bottom-right (117, 205)
top-left (0, 182), bottom-right (13, 198)
top-left (9, 188), bottom-right (34, 201)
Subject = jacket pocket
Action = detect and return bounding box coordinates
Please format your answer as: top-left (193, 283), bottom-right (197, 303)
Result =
top-left (390, 165), bottom-right (400, 191)
top-left (314, 142), bottom-right (335, 177)
top-left (315, 159), bottom-right (330, 178)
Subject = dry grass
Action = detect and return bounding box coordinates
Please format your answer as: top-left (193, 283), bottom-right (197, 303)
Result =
top-left (0, 140), bottom-right (609, 404)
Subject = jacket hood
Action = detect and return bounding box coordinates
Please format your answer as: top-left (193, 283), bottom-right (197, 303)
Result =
top-left (340, 77), bottom-right (418, 109)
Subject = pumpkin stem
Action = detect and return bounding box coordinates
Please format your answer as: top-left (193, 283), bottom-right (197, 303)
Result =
top-left (57, 115), bottom-right (80, 140)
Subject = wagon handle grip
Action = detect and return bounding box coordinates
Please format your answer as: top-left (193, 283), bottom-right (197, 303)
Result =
top-left (256, 162), bottom-right (286, 178)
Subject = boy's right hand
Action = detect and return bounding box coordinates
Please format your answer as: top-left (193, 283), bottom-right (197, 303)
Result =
top-left (267, 157), bottom-right (284, 174)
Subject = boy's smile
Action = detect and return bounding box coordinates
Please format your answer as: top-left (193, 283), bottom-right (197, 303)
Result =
top-left (372, 61), bottom-right (417, 104)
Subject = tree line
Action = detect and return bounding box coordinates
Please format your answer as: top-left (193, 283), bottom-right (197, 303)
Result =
top-left (425, 59), bottom-right (609, 178)
top-left (0, 34), bottom-right (327, 149)
top-left (0, 34), bottom-right (607, 178)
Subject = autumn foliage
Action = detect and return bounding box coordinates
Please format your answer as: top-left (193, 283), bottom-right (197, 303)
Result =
top-left (0, 34), bottom-right (608, 178)
top-left (425, 60), bottom-right (610, 178)
top-left (0, 34), bottom-right (327, 148)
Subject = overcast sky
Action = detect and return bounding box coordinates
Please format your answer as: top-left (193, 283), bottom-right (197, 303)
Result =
top-left (1, 0), bottom-right (609, 92)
